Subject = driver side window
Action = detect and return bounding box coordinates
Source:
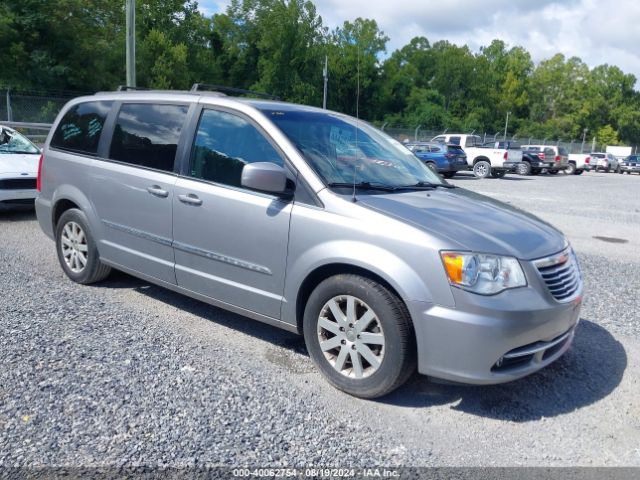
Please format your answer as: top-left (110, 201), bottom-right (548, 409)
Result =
top-left (190, 109), bottom-right (284, 188)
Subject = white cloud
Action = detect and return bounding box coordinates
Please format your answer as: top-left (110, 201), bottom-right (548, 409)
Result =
top-left (202, 0), bottom-right (640, 83)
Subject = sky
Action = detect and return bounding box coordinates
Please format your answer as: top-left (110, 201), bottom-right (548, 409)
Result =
top-left (198, 0), bottom-right (640, 82)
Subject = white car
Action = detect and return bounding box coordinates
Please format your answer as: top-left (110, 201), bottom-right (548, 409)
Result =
top-left (589, 152), bottom-right (620, 173)
top-left (0, 126), bottom-right (41, 209)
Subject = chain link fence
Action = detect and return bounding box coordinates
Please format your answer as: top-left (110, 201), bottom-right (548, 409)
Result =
top-left (378, 125), bottom-right (635, 155)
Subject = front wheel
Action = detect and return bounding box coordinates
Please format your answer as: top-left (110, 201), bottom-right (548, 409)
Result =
top-left (575, 169), bottom-right (584, 175)
top-left (473, 160), bottom-right (491, 178)
top-left (303, 274), bottom-right (416, 399)
top-left (55, 209), bottom-right (111, 284)
top-left (566, 162), bottom-right (576, 175)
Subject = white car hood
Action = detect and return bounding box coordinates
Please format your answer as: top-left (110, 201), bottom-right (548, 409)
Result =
top-left (0, 153), bottom-right (40, 177)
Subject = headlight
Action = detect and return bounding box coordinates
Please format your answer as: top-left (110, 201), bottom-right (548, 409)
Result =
top-left (440, 251), bottom-right (526, 295)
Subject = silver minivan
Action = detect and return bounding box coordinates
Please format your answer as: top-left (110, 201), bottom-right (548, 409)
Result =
top-left (36, 89), bottom-right (583, 398)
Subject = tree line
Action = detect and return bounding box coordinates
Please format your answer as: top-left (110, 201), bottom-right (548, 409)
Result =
top-left (1, 0), bottom-right (639, 146)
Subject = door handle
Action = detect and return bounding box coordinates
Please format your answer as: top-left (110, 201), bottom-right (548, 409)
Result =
top-left (147, 185), bottom-right (169, 198)
top-left (178, 193), bottom-right (203, 206)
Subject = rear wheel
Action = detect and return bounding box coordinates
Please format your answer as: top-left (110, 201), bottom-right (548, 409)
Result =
top-left (548, 169), bottom-right (559, 175)
top-left (55, 209), bottom-right (111, 284)
top-left (473, 160), bottom-right (491, 178)
top-left (575, 169), bottom-right (584, 175)
top-left (516, 162), bottom-right (531, 176)
top-left (425, 162), bottom-right (437, 173)
top-left (442, 172), bottom-right (455, 179)
top-left (616, 166), bottom-right (622, 174)
top-left (303, 274), bottom-right (416, 399)
top-left (491, 169), bottom-right (507, 178)
top-left (566, 162), bottom-right (576, 175)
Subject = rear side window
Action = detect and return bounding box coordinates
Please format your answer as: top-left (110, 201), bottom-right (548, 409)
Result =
top-left (109, 103), bottom-right (189, 172)
top-left (51, 101), bottom-right (112, 155)
top-left (189, 109), bottom-right (283, 188)
top-left (449, 136), bottom-right (461, 145)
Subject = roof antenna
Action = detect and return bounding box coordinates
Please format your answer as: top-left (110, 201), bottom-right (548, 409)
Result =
top-left (351, 30), bottom-right (361, 203)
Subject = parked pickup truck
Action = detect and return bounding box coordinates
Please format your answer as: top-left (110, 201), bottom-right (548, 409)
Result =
top-left (567, 154), bottom-right (590, 175)
top-left (431, 134), bottom-right (518, 178)
top-left (521, 145), bottom-right (570, 174)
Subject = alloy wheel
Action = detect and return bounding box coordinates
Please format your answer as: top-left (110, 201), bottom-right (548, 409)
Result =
top-left (60, 221), bottom-right (88, 273)
top-left (317, 295), bottom-right (385, 379)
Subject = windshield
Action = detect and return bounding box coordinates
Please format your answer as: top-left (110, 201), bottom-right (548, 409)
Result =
top-left (0, 128), bottom-right (40, 155)
top-left (259, 108), bottom-right (443, 188)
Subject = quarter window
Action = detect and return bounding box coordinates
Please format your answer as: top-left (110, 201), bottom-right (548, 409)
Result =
top-left (189, 109), bottom-right (283, 188)
top-left (51, 101), bottom-right (112, 155)
top-left (109, 103), bottom-right (189, 172)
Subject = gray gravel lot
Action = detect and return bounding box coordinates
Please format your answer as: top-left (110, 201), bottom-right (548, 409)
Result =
top-left (0, 170), bottom-right (639, 468)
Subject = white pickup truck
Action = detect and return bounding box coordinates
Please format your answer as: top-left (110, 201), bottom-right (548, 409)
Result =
top-left (431, 134), bottom-right (519, 178)
top-left (567, 153), bottom-right (590, 174)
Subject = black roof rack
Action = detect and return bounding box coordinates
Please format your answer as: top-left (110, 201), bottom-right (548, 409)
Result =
top-left (190, 83), bottom-right (280, 100)
top-left (116, 85), bottom-right (151, 91)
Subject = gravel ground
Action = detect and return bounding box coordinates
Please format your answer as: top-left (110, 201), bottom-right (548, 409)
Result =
top-left (0, 170), bottom-right (639, 469)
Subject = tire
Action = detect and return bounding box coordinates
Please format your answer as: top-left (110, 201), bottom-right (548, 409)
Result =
top-left (566, 162), bottom-right (576, 175)
top-left (616, 166), bottom-right (622, 174)
top-left (303, 274), bottom-right (416, 399)
top-left (548, 169), bottom-right (559, 175)
top-left (55, 208), bottom-right (111, 284)
top-left (531, 168), bottom-right (541, 175)
top-left (473, 160), bottom-right (491, 178)
top-left (516, 162), bottom-right (531, 176)
top-left (575, 169), bottom-right (584, 175)
top-left (490, 169), bottom-right (507, 178)
top-left (425, 162), bottom-right (437, 173)
top-left (442, 172), bottom-right (455, 179)
top-left (605, 167), bottom-right (610, 173)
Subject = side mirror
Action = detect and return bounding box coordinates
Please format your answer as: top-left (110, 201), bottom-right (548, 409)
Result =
top-left (241, 162), bottom-right (291, 196)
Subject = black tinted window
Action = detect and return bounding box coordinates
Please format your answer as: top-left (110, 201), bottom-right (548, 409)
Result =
top-left (109, 103), bottom-right (188, 172)
top-left (558, 147), bottom-right (569, 155)
top-left (449, 136), bottom-right (461, 145)
top-left (190, 109), bottom-right (283, 188)
top-left (51, 101), bottom-right (111, 155)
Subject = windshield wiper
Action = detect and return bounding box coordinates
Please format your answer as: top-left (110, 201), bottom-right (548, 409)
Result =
top-left (326, 181), bottom-right (399, 192)
top-left (0, 150), bottom-right (39, 154)
top-left (402, 181), bottom-right (456, 189)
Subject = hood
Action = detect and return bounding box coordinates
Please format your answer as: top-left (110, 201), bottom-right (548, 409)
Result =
top-left (0, 153), bottom-right (40, 176)
top-left (354, 187), bottom-right (566, 260)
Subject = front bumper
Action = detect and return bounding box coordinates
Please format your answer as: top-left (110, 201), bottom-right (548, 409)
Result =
top-left (621, 165), bottom-right (640, 173)
top-left (408, 261), bottom-right (583, 384)
top-left (0, 188), bottom-right (37, 204)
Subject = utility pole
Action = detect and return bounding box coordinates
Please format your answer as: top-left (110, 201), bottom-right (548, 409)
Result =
top-left (126, 0), bottom-right (136, 87)
top-left (322, 55), bottom-right (328, 109)
top-left (581, 128), bottom-right (588, 153)
top-left (503, 111), bottom-right (510, 141)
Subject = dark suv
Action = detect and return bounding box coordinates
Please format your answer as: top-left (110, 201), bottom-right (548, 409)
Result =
top-left (404, 142), bottom-right (468, 178)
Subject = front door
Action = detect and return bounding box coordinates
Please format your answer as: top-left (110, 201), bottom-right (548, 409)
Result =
top-left (172, 108), bottom-right (292, 318)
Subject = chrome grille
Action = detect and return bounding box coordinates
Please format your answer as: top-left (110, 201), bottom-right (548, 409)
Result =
top-left (534, 247), bottom-right (581, 302)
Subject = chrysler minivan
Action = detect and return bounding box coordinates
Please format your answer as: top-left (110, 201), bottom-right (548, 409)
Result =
top-left (36, 87), bottom-right (583, 398)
